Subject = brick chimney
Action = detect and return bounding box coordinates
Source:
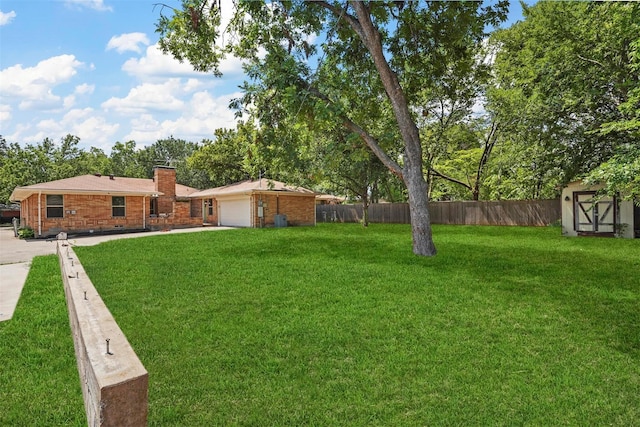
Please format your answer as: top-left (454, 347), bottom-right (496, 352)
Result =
top-left (153, 166), bottom-right (176, 214)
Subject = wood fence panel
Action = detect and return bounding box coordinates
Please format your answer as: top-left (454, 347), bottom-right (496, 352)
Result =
top-left (316, 199), bottom-right (561, 226)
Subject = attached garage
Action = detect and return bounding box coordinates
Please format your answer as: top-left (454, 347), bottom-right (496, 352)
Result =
top-left (190, 178), bottom-right (316, 228)
top-left (218, 197), bottom-right (251, 227)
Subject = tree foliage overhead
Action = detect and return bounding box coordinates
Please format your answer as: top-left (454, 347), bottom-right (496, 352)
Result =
top-left (583, 143), bottom-right (640, 204)
top-left (488, 1), bottom-right (640, 196)
top-left (156, 0), bottom-right (508, 255)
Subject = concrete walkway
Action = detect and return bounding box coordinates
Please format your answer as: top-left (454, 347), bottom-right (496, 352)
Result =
top-left (0, 226), bottom-right (233, 322)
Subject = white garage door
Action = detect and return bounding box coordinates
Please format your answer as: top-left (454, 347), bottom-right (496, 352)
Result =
top-left (219, 198), bottom-right (251, 227)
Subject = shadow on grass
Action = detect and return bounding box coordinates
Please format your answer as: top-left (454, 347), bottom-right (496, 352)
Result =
top-left (72, 224), bottom-right (639, 425)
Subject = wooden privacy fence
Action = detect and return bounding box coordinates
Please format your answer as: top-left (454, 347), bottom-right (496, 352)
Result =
top-left (317, 199), bottom-right (561, 227)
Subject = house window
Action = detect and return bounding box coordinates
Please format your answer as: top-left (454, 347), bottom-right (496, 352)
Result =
top-left (150, 198), bottom-right (158, 216)
top-left (46, 195), bottom-right (64, 218)
top-left (112, 196), bottom-right (125, 217)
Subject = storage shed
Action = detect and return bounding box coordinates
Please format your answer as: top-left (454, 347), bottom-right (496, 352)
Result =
top-left (561, 181), bottom-right (638, 238)
top-left (191, 179), bottom-right (316, 228)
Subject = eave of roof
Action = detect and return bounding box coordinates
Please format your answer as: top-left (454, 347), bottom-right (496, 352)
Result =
top-left (191, 178), bottom-right (316, 198)
top-left (9, 174), bottom-right (164, 202)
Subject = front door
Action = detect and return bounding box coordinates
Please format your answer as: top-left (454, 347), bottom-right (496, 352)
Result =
top-left (203, 199), bottom-right (214, 223)
top-left (573, 191), bottom-right (616, 234)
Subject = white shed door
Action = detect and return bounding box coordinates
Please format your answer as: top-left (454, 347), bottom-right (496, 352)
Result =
top-left (219, 198), bottom-right (251, 227)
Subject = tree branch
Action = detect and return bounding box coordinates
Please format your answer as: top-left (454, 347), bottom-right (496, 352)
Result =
top-left (430, 168), bottom-right (472, 190)
top-left (577, 54), bottom-right (606, 69)
top-left (472, 119), bottom-right (500, 199)
top-left (341, 118), bottom-right (404, 179)
top-left (299, 80), bottom-right (404, 179)
top-left (314, 1), bottom-right (363, 36)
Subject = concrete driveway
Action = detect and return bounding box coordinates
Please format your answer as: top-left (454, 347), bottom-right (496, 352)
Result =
top-left (0, 226), bottom-right (233, 322)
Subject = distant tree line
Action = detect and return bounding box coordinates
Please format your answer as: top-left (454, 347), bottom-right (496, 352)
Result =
top-left (0, 135), bottom-right (214, 204)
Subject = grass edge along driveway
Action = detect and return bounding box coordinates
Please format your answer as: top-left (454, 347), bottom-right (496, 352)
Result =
top-left (1, 224), bottom-right (638, 425)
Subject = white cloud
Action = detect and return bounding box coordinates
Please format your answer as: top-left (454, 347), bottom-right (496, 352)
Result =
top-left (122, 44), bottom-right (206, 79)
top-left (0, 104), bottom-right (12, 123)
top-left (0, 55), bottom-right (84, 111)
top-left (123, 91), bottom-right (241, 145)
top-left (63, 95), bottom-right (76, 109)
top-left (101, 79), bottom-right (187, 114)
top-left (183, 78), bottom-right (204, 93)
top-left (106, 32), bottom-right (150, 54)
top-left (471, 98), bottom-right (487, 117)
top-left (122, 43), bottom-right (245, 81)
top-left (7, 108), bottom-right (118, 151)
top-left (64, 0), bottom-right (112, 12)
top-left (75, 83), bottom-right (95, 95)
top-left (36, 108), bottom-right (120, 148)
top-left (0, 10), bottom-right (16, 26)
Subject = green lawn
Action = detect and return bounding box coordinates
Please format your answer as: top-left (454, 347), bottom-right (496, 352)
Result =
top-left (0, 256), bottom-right (85, 425)
top-left (2, 224), bottom-right (639, 425)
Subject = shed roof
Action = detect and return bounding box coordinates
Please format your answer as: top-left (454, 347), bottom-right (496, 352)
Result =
top-left (10, 174), bottom-right (198, 202)
top-left (191, 178), bottom-right (316, 198)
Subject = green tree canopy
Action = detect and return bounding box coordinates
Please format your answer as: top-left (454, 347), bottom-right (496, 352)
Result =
top-left (1, 135), bottom-right (110, 204)
top-left (489, 1), bottom-right (640, 196)
top-left (157, 0), bottom-right (508, 255)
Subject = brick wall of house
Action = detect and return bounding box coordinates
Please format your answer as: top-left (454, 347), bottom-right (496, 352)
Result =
top-left (22, 194), bottom-right (146, 236)
top-left (167, 200), bottom-right (201, 228)
top-left (251, 193), bottom-right (316, 227)
top-left (190, 198), bottom-right (202, 220)
top-left (23, 193), bottom-right (202, 237)
top-left (154, 167), bottom-right (176, 214)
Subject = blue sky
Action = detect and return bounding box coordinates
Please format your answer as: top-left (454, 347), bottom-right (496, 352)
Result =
top-left (0, 0), bottom-right (526, 154)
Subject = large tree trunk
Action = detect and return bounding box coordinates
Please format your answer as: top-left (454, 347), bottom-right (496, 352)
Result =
top-left (362, 195), bottom-right (370, 227)
top-left (404, 151), bottom-right (437, 256)
top-left (349, 1), bottom-right (437, 256)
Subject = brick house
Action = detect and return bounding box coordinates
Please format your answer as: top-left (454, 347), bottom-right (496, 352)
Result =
top-left (10, 166), bottom-right (202, 237)
top-left (190, 178), bottom-right (317, 228)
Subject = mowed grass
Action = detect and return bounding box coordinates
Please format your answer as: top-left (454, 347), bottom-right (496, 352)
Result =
top-left (2, 224), bottom-right (639, 425)
top-left (0, 256), bottom-right (85, 425)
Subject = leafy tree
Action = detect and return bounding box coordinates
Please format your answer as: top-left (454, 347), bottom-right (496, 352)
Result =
top-left (156, 0), bottom-right (508, 256)
top-left (311, 129), bottom-right (402, 226)
top-left (109, 141), bottom-right (146, 178)
top-left (0, 135), bottom-right (111, 203)
top-left (429, 118), bottom-right (500, 201)
top-left (0, 137), bottom-right (37, 204)
top-left (489, 1), bottom-right (639, 196)
top-left (187, 127), bottom-right (255, 187)
top-left (583, 143), bottom-right (640, 204)
top-left (138, 136), bottom-right (213, 189)
top-left (588, 33), bottom-right (640, 202)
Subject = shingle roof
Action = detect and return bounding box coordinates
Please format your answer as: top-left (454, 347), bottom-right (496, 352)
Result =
top-left (191, 178), bottom-right (316, 198)
top-left (10, 174), bottom-right (198, 201)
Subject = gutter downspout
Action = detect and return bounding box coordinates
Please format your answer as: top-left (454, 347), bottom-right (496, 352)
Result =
top-left (251, 194), bottom-right (255, 228)
top-left (38, 191), bottom-right (42, 237)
